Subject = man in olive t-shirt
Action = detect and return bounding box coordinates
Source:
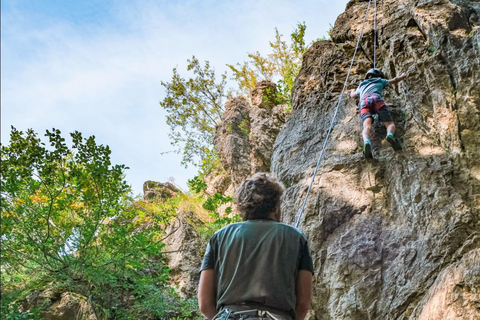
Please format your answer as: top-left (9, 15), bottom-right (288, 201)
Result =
top-left (198, 173), bottom-right (314, 320)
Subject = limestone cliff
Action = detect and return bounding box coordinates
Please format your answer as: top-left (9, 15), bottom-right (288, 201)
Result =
top-left (270, 0), bottom-right (480, 319)
top-left (141, 181), bottom-right (207, 298)
top-left (214, 80), bottom-right (289, 196)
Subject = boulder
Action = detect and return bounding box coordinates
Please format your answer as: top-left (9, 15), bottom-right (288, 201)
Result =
top-left (143, 181), bottom-right (179, 201)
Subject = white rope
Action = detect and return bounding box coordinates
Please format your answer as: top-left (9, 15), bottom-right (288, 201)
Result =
top-left (374, 0), bottom-right (377, 68)
top-left (294, 0), bottom-right (374, 229)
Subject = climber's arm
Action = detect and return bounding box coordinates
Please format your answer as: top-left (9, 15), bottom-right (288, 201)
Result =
top-left (388, 73), bottom-right (407, 85)
top-left (347, 89), bottom-right (358, 98)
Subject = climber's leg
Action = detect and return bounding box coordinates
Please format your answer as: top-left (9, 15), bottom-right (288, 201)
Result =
top-left (377, 107), bottom-right (402, 151)
top-left (384, 121), bottom-right (396, 136)
top-left (383, 120), bottom-right (402, 151)
top-left (362, 116), bottom-right (373, 142)
top-left (361, 114), bottom-right (373, 158)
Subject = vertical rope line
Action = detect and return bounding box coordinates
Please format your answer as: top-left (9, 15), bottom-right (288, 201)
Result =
top-left (294, 0), bottom-right (373, 229)
top-left (374, 0), bottom-right (377, 68)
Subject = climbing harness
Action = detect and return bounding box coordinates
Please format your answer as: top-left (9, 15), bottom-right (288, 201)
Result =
top-left (213, 308), bottom-right (288, 320)
top-left (294, 0), bottom-right (378, 228)
top-left (364, 93), bottom-right (380, 110)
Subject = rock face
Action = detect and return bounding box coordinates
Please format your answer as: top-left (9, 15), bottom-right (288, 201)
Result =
top-left (21, 289), bottom-right (97, 320)
top-left (163, 210), bottom-right (207, 297)
top-left (41, 292), bottom-right (97, 320)
top-left (143, 181), bottom-right (178, 201)
top-left (142, 181), bottom-right (206, 298)
top-left (214, 96), bottom-right (252, 193)
top-left (271, 0), bottom-right (480, 319)
top-left (214, 81), bottom-right (289, 195)
top-left (249, 81), bottom-right (290, 174)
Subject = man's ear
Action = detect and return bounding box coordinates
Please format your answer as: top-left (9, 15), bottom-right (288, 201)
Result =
top-left (271, 205), bottom-right (281, 222)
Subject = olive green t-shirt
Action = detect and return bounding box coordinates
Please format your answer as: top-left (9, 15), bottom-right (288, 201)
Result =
top-left (200, 219), bottom-right (314, 317)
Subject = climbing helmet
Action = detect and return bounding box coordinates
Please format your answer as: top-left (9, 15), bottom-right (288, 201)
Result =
top-left (365, 68), bottom-right (385, 79)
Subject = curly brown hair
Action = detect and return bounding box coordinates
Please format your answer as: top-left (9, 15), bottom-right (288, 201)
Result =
top-left (235, 173), bottom-right (285, 220)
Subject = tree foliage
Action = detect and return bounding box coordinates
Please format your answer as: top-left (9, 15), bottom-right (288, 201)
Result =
top-left (227, 22), bottom-right (307, 101)
top-left (0, 127), bottom-right (200, 319)
top-left (160, 57), bottom-right (227, 167)
top-left (160, 23), bottom-right (308, 167)
top-left (1, 127), bottom-right (132, 273)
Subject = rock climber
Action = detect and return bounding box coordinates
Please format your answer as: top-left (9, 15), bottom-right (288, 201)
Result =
top-left (198, 172), bottom-right (314, 320)
top-left (348, 68), bottom-right (407, 158)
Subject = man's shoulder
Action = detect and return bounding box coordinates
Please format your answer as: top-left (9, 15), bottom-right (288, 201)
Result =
top-left (273, 222), bottom-right (308, 239)
top-left (212, 221), bottom-right (244, 236)
top-left (212, 220), bottom-right (307, 239)
top-left (273, 221), bottom-right (298, 230)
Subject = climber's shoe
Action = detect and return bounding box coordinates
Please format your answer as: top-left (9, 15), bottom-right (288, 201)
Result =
top-left (363, 142), bottom-right (373, 159)
top-left (386, 134), bottom-right (402, 151)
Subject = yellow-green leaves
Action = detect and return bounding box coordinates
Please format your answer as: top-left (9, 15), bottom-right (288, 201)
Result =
top-left (160, 56), bottom-right (226, 167)
top-left (0, 127), bottom-right (130, 272)
top-left (227, 22), bottom-right (307, 102)
top-left (160, 23), bottom-right (308, 169)
top-left (1, 127), bottom-right (202, 319)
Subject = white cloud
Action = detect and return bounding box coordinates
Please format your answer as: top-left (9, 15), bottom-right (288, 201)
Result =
top-left (1, 0), bottom-right (350, 195)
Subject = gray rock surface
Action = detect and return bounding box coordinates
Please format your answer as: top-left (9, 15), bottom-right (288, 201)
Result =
top-left (249, 80), bottom-right (290, 173)
top-left (22, 290), bottom-right (97, 320)
top-left (214, 97), bottom-right (252, 192)
top-left (271, 0), bottom-right (480, 319)
top-left (214, 81), bottom-right (289, 195)
top-left (163, 210), bottom-right (207, 298)
top-left (142, 181), bottom-right (207, 298)
top-left (143, 180), bottom-right (179, 201)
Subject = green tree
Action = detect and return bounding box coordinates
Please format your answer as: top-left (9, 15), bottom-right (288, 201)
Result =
top-left (160, 56), bottom-right (227, 167)
top-left (1, 127), bottom-right (131, 274)
top-left (227, 22), bottom-right (307, 102)
top-left (1, 127), bottom-right (199, 319)
top-left (160, 23), bottom-right (308, 168)
top-left (0, 128), bottom-right (129, 272)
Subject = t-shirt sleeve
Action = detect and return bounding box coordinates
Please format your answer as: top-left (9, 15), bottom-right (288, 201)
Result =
top-left (200, 239), bottom-right (215, 272)
top-left (382, 79), bottom-right (389, 88)
top-left (298, 239), bottom-right (314, 274)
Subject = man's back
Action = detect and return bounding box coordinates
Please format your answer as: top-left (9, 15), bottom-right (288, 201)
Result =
top-left (201, 219), bottom-right (312, 317)
top-left (198, 172), bottom-right (313, 320)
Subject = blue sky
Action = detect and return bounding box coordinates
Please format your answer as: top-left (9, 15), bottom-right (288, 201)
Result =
top-left (1, 0), bottom-right (350, 196)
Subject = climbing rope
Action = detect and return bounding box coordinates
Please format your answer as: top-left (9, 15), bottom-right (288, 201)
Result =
top-left (294, 0), bottom-right (376, 228)
top-left (374, 0), bottom-right (377, 68)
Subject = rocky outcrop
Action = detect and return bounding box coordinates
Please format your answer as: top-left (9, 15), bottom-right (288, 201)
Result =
top-left (143, 181), bottom-right (178, 201)
top-left (162, 210), bottom-right (207, 298)
top-left (141, 180), bottom-right (206, 298)
top-left (249, 81), bottom-right (290, 174)
top-left (41, 292), bottom-right (98, 320)
top-left (214, 81), bottom-right (289, 195)
top-left (271, 0), bottom-right (480, 319)
top-left (204, 170), bottom-right (231, 196)
top-left (214, 97), bottom-right (252, 194)
top-left (20, 289), bottom-right (98, 320)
